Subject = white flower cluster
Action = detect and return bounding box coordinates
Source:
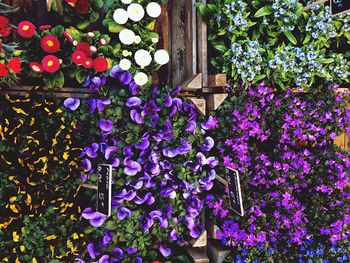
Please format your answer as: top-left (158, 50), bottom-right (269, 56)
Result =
top-left (111, 1), bottom-right (170, 86)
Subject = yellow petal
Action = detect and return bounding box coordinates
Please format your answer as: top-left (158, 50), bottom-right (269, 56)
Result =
top-left (12, 232), bottom-right (19, 242)
top-left (13, 107), bottom-right (28, 116)
top-left (10, 204), bottom-right (19, 213)
top-left (44, 235), bottom-right (57, 240)
top-left (9, 196), bottom-right (17, 202)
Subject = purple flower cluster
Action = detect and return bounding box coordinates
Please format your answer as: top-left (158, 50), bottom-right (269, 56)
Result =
top-left (75, 81), bottom-right (218, 261)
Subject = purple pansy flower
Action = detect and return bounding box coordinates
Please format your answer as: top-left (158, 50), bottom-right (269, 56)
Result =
top-left (64, 98), bottom-right (80, 111)
top-left (130, 109), bottom-right (144, 124)
top-left (135, 137), bottom-right (150, 150)
top-left (110, 64), bottom-right (122, 78)
top-left (119, 72), bottom-right (132, 85)
top-left (159, 245), bottom-right (172, 257)
top-left (117, 207), bottom-right (132, 220)
top-left (82, 158), bottom-right (92, 171)
top-left (98, 119), bottom-right (114, 133)
top-left (87, 99), bottom-right (111, 114)
top-left (126, 97), bottom-right (142, 108)
top-left (84, 143), bottom-right (99, 159)
top-left (200, 137), bottom-right (215, 152)
top-left (124, 157), bottom-right (142, 176)
top-left (82, 207), bottom-right (107, 227)
top-left (105, 146), bottom-right (118, 160)
top-left (87, 243), bottom-right (99, 259)
top-left (186, 120), bottom-right (196, 133)
top-left (98, 255), bottom-right (109, 263)
top-left (201, 116), bottom-right (218, 130)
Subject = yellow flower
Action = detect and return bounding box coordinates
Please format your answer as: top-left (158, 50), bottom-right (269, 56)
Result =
top-left (32, 258), bottom-right (37, 263)
top-left (44, 235), bottom-right (57, 240)
top-left (12, 232), bottom-right (20, 242)
top-left (20, 245), bottom-right (25, 252)
top-left (15, 257), bottom-right (20, 263)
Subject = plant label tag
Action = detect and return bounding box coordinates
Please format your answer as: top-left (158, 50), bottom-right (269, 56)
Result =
top-left (331, 0), bottom-right (350, 16)
top-left (226, 167), bottom-right (244, 216)
top-left (97, 164), bottom-right (112, 217)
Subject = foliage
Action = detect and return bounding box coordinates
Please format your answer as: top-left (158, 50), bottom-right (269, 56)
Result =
top-left (0, 93), bottom-right (88, 262)
top-left (196, 0), bottom-right (350, 90)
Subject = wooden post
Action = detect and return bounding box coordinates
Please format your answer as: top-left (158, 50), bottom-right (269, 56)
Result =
top-left (206, 93), bottom-right (228, 112)
top-left (185, 247), bottom-right (209, 263)
top-left (197, 0), bottom-right (208, 87)
top-left (207, 239), bottom-right (230, 263)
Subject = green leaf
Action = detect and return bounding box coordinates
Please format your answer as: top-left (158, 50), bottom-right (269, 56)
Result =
top-left (254, 5), bottom-right (273, 17)
top-left (54, 71), bottom-right (65, 88)
top-left (108, 21), bottom-right (125, 33)
top-left (77, 20), bottom-right (90, 30)
top-left (146, 20), bottom-right (156, 31)
top-left (76, 70), bottom-right (87, 84)
top-left (284, 31), bottom-right (297, 45)
top-left (214, 45), bottom-right (227, 53)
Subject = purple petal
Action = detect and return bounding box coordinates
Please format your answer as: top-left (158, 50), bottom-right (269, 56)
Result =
top-left (129, 81), bottom-right (140, 95)
top-left (164, 94), bottom-right (173, 107)
top-left (113, 248), bottom-right (124, 258)
top-left (185, 120), bottom-right (196, 133)
top-left (200, 137), bottom-right (215, 152)
top-left (105, 146), bottom-right (118, 160)
top-left (99, 119), bottom-right (114, 133)
top-left (117, 207), bottom-right (132, 220)
top-left (87, 99), bottom-right (97, 114)
top-left (82, 158), bottom-right (92, 171)
top-left (130, 109), bottom-right (144, 124)
top-left (201, 116), bottom-right (218, 130)
top-left (119, 72), bottom-right (132, 85)
top-left (87, 243), bottom-right (98, 259)
top-left (98, 255), bottom-right (110, 263)
top-left (90, 214), bottom-right (107, 227)
top-left (124, 158), bottom-right (142, 176)
top-left (135, 138), bottom-right (150, 150)
top-left (82, 207), bottom-right (99, 220)
top-left (64, 98), bottom-right (80, 111)
top-left (97, 99), bottom-right (111, 112)
top-left (126, 97), bottom-right (142, 108)
top-left (159, 245), bottom-right (172, 257)
top-left (110, 64), bottom-right (122, 78)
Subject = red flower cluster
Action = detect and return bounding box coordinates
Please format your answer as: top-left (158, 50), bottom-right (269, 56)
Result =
top-left (0, 58), bottom-right (22, 77)
top-left (0, 16), bottom-right (12, 38)
top-left (65, 0), bottom-right (90, 14)
top-left (72, 41), bottom-right (108, 72)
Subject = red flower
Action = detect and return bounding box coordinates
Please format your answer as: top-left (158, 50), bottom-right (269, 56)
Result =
top-left (17, 21), bottom-right (36, 38)
top-left (83, 58), bottom-right (93, 69)
top-left (8, 58), bottom-right (22, 74)
top-left (76, 42), bottom-right (91, 57)
top-left (39, 25), bottom-right (52, 30)
top-left (41, 35), bottom-right (60, 54)
top-left (152, 261), bottom-right (161, 263)
top-left (0, 16), bottom-right (9, 26)
top-left (63, 31), bottom-right (74, 43)
top-left (72, 50), bottom-right (86, 65)
top-left (0, 63), bottom-right (8, 77)
top-left (65, 0), bottom-right (90, 14)
top-left (42, 55), bottom-right (60, 73)
top-left (93, 57), bottom-right (108, 72)
top-left (0, 16), bottom-right (12, 37)
top-left (30, 62), bottom-right (44, 73)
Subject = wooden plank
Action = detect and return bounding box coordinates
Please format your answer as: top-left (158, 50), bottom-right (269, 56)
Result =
top-left (190, 230), bottom-right (207, 247)
top-left (188, 97), bottom-right (206, 116)
top-left (334, 133), bottom-right (346, 149)
top-left (185, 247), bottom-right (209, 263)
top-left (197, 0), bottom-right (208, 87)
top-left (206, 93), bottom-right (228, 111)
top-left (208, 74), bottom-right (227, 88)
top-left (180, 73), bottom-right (202, 91)
top-left (207, 239), bottom-right (230, 263)
top-left (81, 183), bottom-right (98, 190)
top-left (185, 0), bottom-right (197, 78)
top-left (202, 87), bottom-right (226, 93)
top-left (345, 133), bottom-right (350, 151)
top-left (206, 219), bottom-right (220, 239)
top-left (171, 0), bottom-right (186, 87)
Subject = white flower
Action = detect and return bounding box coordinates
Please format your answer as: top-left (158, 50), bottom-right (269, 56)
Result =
top-left (120, 58), bottom-right (131, 71)
top-left (119, 29), bottom-right (136, 45)
top-left (151, 37), bottom-right (159, 43)
top-left (113, 8), bottom-right (128, 25)
top-left (121, 0), bottom-right (132, 3)
top-left (146, 2), bottom-right (161, 18)
top-left (134, 49), bottom-right (152, 67)
top-left (154, 49), bottom-right (170, 65)
top-left (135, 35), bottom-right (141, 44)
top-left (127, 3), bottom-right (145, 22)
top-left (134, 72), bottom-right (148, 86)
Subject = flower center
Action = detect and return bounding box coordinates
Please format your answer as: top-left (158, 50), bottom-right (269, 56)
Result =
top-left (47, 60), bottom-right (54, 67)
top-left (47, 40), bottom-right (54, 47)
top-left (23, 25), bottom-right (29, 31)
